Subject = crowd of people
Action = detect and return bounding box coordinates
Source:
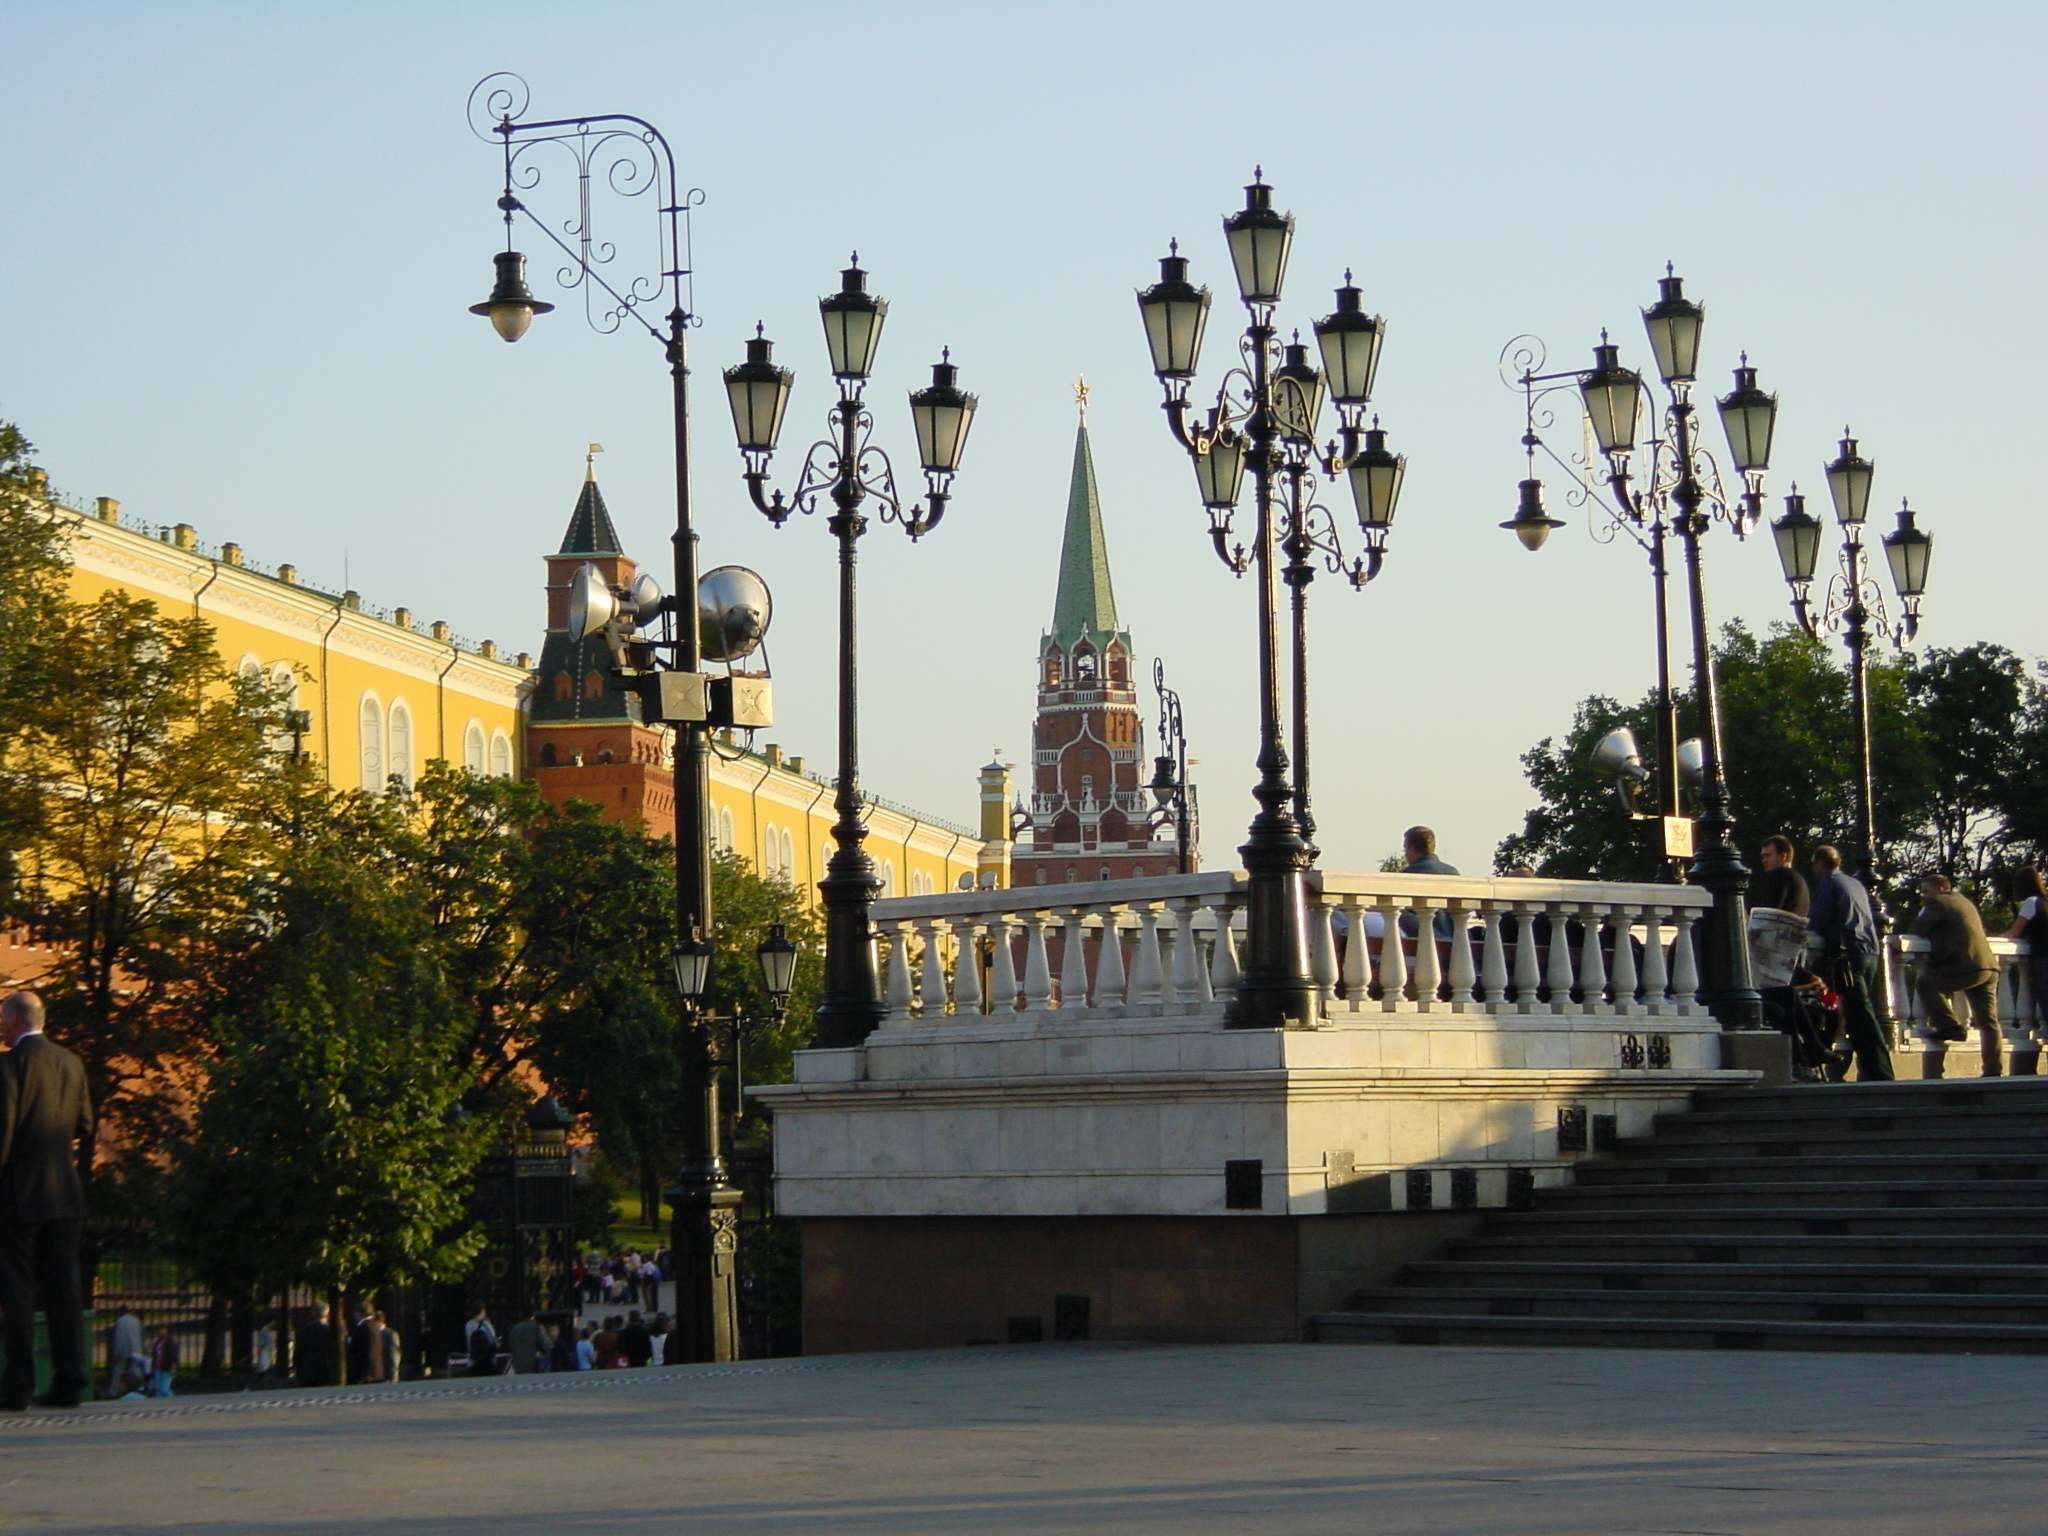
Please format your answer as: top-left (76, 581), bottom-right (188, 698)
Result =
top-left (463, 1299), bottom-right (694, 1374)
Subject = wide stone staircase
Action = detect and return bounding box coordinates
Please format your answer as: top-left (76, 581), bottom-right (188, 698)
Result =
top-left (1315, 1078), bottom-right (2048, 1354)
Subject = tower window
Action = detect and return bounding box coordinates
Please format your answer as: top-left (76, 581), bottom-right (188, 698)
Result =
top-left (553, 674), bottom-right (573, 702)
top-left (540, 743), bottom-right (558, 767)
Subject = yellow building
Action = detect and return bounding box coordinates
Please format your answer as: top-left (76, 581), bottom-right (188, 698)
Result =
top-left (41, 469), bottom-right (987, 901)
top-left (50, 490), bottom-right (531, 790)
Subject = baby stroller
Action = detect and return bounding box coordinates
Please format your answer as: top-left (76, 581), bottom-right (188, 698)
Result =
top-left (1761, 971), bottom-right (1848, 1080)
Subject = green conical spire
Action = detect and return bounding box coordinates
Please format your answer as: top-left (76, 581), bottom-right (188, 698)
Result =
top-left (1050, 418), bottom-right (1120, 647)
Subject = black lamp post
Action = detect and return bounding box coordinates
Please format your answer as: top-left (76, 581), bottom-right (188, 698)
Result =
top-left (1502, 336), bottom-right (1687, 876)
top-left (1148, 658), bottom-right (1198, 874)
top-left (1501, 272), bottom-right (1775, 1032)
top-left (724, 263), bottom-right (975, 1049)
top-left (465, 73), bottom-right (745, 1362)
top-left (1771, 433), bottom-right (1932, 903)
top-left (1137, 175), bottom-right (1407, 1030)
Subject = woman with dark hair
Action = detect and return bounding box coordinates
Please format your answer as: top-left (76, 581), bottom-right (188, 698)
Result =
top-left (2005, 869), bottom-right (2048, 1036)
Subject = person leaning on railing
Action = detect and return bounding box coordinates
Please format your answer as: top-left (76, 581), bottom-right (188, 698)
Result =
top-left (1910, 871), bottom-right (2002, 1076)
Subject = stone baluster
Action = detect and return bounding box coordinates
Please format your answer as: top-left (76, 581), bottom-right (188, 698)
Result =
top-left (1887, 939), bottom-right (1916, 1032)
top-left (1411, 902), bottom-right (1442, 1009)
top-left (1447, 903), bottom-right (1478, 1008)
top-left (1128, 905), bottom-right (1165, 1007)
top-left (1058, 907), bottom-right (1091, 1008)
top-left (1544, 899), bottom-right (1577, 1007)
top-left (916, 917), bottom-right (950, 1019)
top-left (1640, 908), bottom-right (1669, 1009)
top-left (950, 917), bottom-right (983, 1015)
top-left (1310, 898), bottom-right (1339, 1004)
top-left (1668, 909), bottom-right (1701, 1009)
top-left (1209, 898), bottom-right (1241, 999)
top-left (1608, 904), bottom-right (1639, 1011)
top-left (1169, 898), bottom-right (1211, 1004)
top-left (1338, 896), bottom-right (1372, 1001)
top-left (988, 915), bottom-right (1020, 1014)
top-left (1511, 904), bottom-right (1542, 1012)
top-left (882, 919), bottom-right (916, 1025)
top-left (1576, 907), bottom-right (1608, 1009)
top-left (1094, 907), bottom-right (1128, 1007)
top-left (1021, 911), bottom-right (1053, 1011)
top-left (1480, 905), bottom-right (1509, 1008)
top-left (1377, 898), bottom-right (1408, 1008)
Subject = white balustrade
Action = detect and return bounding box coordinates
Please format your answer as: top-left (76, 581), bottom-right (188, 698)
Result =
top-left (865, 869), bottom-right (1714, 1025)
top-left (1887, 934), bottom-right (2040, 1050)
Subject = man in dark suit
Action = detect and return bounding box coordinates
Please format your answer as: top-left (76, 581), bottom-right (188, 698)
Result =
top-left (1911, 872), bottom-right (2002, 1075)
top-left (0, 991), bottom-right (94, 1410)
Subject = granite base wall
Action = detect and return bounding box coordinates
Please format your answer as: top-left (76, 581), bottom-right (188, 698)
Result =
top-left (799, 1211), bottom-right (1487, 1355)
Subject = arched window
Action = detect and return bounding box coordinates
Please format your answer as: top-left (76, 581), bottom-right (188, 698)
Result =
top-left (539, 742), bottom-right (558, 767)
top-left (763, 822), bottom-right (782, 876)
top-left (719, 808), bottom-right (735, 851)
top-left (1035, 867), bottom-right (1047, 885)
top-left (388, 700), bottom-right (413, 790)
top-left (464, 723), bottom-right (487, 774)
top-left (358, 695), bottom-right (384, 792)
top-left (584, 671), bottom-right (605, 700)
top-left (553, 674), bottom-right (573, 702)
top-left (879, 860), bottom-right (895, 898)
top-left (489, 731), bottom-right (513, 778)
top-left (596, 744), bottom-right (615, 764)
top-left (1099, 867), bottom-right (1112, 881)
top-left (781, 829), bottom-right (795, 879)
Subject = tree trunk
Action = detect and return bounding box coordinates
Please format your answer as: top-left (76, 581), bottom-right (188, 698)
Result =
top-left (199, 1292), bottom-right (228, 1378)
top-left (229, 1290), bottom-right (253, 1377)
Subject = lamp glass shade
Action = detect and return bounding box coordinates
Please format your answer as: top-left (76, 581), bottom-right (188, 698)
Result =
top-left (1313, 281), bottom-right (1384, 404)
top-left (1501, 478), bottom-right (1565, 551)
top-left (1194, 428), bottom-right (1247, 508)
top-left (1591, 726), bottom-right (1647, 779)
top-left (909, 357), bottom-right (978, 473)
top-left (1136, 253), bottom-right (1211, 379)
top-left (565, 562), bottom-right (617, 640)
top-left (723, 334), bottom-right (794, 454)
top-left (1676, 738), bottom-right (1704, 785)
top-left (1222, 178), bottom-right (1293, 305)
top-left (1882, 506), bottom-right (1932, 598)
top-left (670, 931), bottom-right (714, 1001)
top-left (1770, 495), bottom-right (1822, 585)
top-left (1272, 342), bottom-right (1324, 445)
top-left (469, 251), bottom-right (554, 343)
top-left (1578, 342), bottom-right (1643, 455)
top-left (756, 922), bottom-right (799, 1003)
top-left (1345, 426), bottom-right (1405, 530)
top-left (1716, 363), bottom-right (1776, 472)
top-left (1149, 755), bottom-right (1176, 808)
top-left (1824, 435), bottom-right (1874, 526)
top-left (1641, 272), bottom-right (1704, 385)
top-left (819, 260), bottom-right (887, 380)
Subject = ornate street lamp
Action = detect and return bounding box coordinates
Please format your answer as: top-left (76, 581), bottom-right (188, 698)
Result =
top-left (1137, 175), bottom-right (1408, 1030)
top-left (725, 261), bottom-right (974, 1048)
top-left (1772, 431), bottom-right (1933, 919)
top-left (1148, 658), bottom-right (1198, 875)
top-left (466, 73), bottom-right (749, 1364)
top-left (1499, 271), bottom-right (1776, 1031)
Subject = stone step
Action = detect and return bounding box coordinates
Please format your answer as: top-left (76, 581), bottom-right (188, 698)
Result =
top-left (1491, 1206), bottom-right (2048, 1236)
top-left (1448, 1232), bottom-right (2048, 1266)
top-left (1346, 1285), bottom-right (2048, 1327)
top-left (1311, 1311), bottom-right (2048, 1354)
top-left (1575, 1154), bottom-right (2046, 1186)
top-left (1614, 1127), bottom-right (2048, 1158)
top-left (1651, 1104), bottom-right (2048, 1138)
top-left (1690, 1080), bottom-right (2048, 1114)
top-left (1535, 1180), bottom-right (2048, 1211)
top-left (1403, 1259), bottom-right (2048, 1295)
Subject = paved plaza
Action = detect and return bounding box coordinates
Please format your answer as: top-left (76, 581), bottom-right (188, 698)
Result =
top-left (0, 1342), bottom-right (2040, 1534)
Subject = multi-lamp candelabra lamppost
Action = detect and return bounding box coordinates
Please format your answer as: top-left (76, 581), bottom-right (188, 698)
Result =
top-left (1499, 270), bottom-right (1774, 1032)
top-left (1137, 174), bottom-right (1407, 1030)
top-left (1769, 435), bottom-right (1933, 896)
top-left (721, 261), bottom-right (977, 1048)
top-left (465, 74), bottom-right (800, 1363)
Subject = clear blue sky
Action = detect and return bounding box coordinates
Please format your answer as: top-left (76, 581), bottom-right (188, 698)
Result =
top-left (5, 1), bottom-right (2040, 872)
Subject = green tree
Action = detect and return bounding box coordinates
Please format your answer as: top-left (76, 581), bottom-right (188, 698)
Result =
top-left (0, 422), bottom-right (71, 866)
top-left (1500, 621), bottom-right (2038, 910)
top-left (4, 590), bottom-right (288, 1151)
top-left (168, 806), bottom-right (493, 1382)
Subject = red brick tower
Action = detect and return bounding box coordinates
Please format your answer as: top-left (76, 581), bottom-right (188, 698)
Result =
top-left (1010, 405), bottom-right (1187, 886)
top-left (528, 457), bottom-right (677, 838)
